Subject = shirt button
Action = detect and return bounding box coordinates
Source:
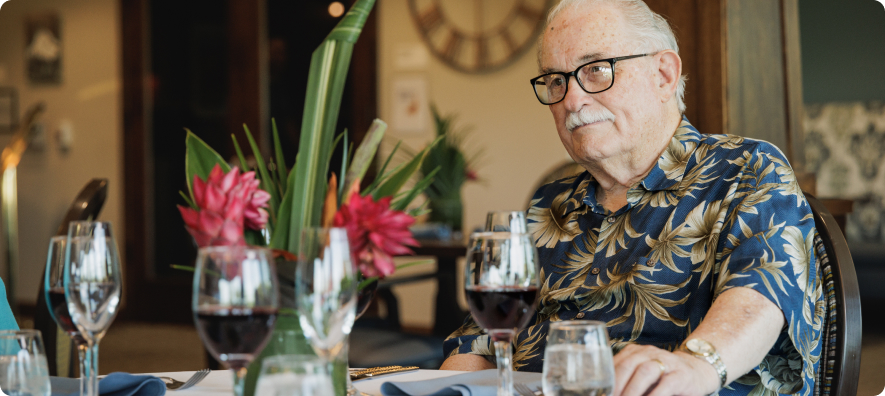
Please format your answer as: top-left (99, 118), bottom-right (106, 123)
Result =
top-left (591, 268), bottom-right (600, 275)
top-left (607, 217), bottom-right (615, 224)
top-left (575, 312), bottom-right (585, 319)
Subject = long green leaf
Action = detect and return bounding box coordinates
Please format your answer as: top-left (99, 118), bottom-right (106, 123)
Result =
top-left (231, 136), bottom-right (251, 173)
top-left (271, 118), bottom-right (288, 193)
top-left (185, 129), bottom-right (231, 200)
top-left (342, 119), bottom-right (386, 197)
top-left (242, 125), bottom-right (281, 219)
top-left (282, 0), bottom-right (376, 253)
top-left (372, 136), bottom-right (442, 199)
top-left (391, 166), bottom-right (439, 211)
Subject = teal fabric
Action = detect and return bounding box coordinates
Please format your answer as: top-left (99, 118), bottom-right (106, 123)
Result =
top-left (0, 277), bottom-right (19, 331)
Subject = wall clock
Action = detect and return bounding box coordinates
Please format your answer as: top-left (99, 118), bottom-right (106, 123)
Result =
top-left (407, 0), bottom-right (554, 74)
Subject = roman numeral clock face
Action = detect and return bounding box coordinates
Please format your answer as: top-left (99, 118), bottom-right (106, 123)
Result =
top-left (408, 0), bottom-right (553, 74)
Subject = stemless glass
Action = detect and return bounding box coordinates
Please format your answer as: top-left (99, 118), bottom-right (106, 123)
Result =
top-left (542, 321), bottom-right (615, 396)
top-left (193, 246), bottom-right (280, 396)
top-left (63, 221), bottom-right (122, 396)
top-left (465, 232), bottom-right (540, 396)
top-left (485, 210), bottom-right (528, 233)
top-left (0, 330), bottom-right (51, 396)
top-left (295, 227), bottom-right (358, 396)
top-left (255, 354), bottom-right (334, 396)
top-left (44, 235), bottom-right (90, 395)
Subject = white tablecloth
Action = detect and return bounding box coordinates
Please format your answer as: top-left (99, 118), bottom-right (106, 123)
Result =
top-left (143, 369), bottom-right (465, 396)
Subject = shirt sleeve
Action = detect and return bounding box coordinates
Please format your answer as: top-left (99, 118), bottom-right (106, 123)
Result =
top-left (714, 143), bottom-right (823, 395)
top-left (441, 315), bottom-right (495, 361)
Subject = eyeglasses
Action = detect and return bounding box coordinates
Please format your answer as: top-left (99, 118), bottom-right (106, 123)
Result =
top-left (530, 53), bottom-right (653, 105)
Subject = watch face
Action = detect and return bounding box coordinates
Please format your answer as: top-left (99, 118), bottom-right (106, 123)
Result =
top-left (687, 338), bottom-right (714, 355)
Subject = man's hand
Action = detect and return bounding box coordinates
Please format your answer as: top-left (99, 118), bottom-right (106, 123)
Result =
top-left (439, 354), bottom-right (496, 371)
top-left (612, 344), bottom-right (720, 396)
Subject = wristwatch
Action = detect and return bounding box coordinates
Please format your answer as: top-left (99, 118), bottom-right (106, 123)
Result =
top-left (683, 338), bottom-right (728, 390)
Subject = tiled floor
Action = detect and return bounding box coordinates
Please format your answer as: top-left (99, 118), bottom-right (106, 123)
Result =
top-left (48, 320), bottom-right (885, 394)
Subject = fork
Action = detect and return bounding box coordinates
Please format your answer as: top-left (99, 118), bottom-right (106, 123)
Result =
top-left (160, 368), bottom-right (211, 391)
top-left (514, 383), bottom-right (538, 396)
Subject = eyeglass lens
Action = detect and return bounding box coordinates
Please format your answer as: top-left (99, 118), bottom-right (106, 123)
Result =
top-left (533, 60), bottom-right (614, 104)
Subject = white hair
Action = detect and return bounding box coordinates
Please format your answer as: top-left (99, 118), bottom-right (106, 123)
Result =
top-left (540, 0), bottom-right (687, 114)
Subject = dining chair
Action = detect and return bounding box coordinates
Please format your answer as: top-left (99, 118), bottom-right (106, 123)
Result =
top-left (33, 178), bottom-right (109, 377)
top-left (806, 193), bottom-right (862, 396)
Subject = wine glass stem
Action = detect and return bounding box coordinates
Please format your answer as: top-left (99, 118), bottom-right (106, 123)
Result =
top-left (232, 367), bottom-right (248, 396)
top-left (491, 330), bottom-right (515, 396)
top-left (77, 341), bottom-right (90, 396)
top-left (85, 341), bottom-right (100, 396)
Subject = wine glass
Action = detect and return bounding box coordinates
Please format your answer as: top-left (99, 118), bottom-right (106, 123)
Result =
top-left (465, 232), bottom-right (540, 396)
top-left (485, 210), bottom-right (528, 233)
top-left (0, 329), bottom-right (51, 396)
top-left (44, 235), bottom-right (90, 395)
top-left (63, 221), bottom-right (123, 396)
top-left (193, 246), bottom-right (280, 396)
top-left (542, 321), bottom-right (615, 395)
top-left (295, 227), bottom-right (358, 395)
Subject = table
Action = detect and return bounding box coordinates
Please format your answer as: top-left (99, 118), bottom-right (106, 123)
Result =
top-left (145, 369), bottom-right (465, 395)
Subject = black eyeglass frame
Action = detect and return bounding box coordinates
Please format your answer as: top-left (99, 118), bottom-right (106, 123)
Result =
top-left (529, 53), bottom-right (654, 105)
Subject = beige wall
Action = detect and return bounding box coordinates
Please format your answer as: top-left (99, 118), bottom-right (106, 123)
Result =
top-left (0, 0), bottom-right (123, 306)
top-left (377, 0), bottom-right (568, 329)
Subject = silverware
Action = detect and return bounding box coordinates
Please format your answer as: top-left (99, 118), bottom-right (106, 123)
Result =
top-left (350, 366), bottom-right (419, 380)
top-left (160, 368), bottom-right (211, 391)
top-left (514, 383), bottom-right (540, 396)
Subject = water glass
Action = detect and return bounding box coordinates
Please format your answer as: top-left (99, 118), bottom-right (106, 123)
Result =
top-left (256, 355), bottom-right (334, 396)
top-left (485, 211), bottom-right (528, 233)
top-left (0, 330), bottom-right (51, 396)
top-left (64, 221), bottom-right (123, 396)
top-left (542, 321), bottom-right (615, 396)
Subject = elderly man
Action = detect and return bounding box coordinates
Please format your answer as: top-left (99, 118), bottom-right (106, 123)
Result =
top-left (440, 0), bottom-right (823, 395)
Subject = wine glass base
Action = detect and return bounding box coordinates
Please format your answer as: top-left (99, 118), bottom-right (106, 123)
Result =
top-left (347, 385), bottom-right (369, 396)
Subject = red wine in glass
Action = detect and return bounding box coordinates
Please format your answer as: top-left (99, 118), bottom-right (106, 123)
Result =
top-left (465, 285), bottom-right (539, 331)
top-left (195, 306), bottom-right (278, 370)
top-left (47, 287), bottom-right (87, 343)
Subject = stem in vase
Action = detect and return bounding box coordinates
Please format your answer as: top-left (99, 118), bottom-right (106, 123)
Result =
top-left (233, 367), bottom-right (248, 396)
top-left (489, 329), bottom-right (515, 396)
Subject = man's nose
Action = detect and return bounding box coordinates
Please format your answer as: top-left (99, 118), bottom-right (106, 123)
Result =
top-left (561, 76), bottom-right (593, 111)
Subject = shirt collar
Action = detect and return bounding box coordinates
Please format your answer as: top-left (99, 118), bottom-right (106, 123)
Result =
top-left (563, 117), bottom-right (703, 216)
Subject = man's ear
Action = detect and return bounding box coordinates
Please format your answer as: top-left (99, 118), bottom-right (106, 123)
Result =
top-left (655, 50), bottom-right (682, 103)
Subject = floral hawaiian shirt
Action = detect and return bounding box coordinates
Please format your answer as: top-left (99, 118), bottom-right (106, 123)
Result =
top-left (443, 118), bottom-right (824, 395)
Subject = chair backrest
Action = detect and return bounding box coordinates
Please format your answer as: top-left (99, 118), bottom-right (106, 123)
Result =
top-left (33, 178), bottom-right (108, 377)
top-left (806, 194), bottom-right (861, 396)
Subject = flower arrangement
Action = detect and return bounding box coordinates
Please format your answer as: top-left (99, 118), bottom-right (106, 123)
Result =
top-left (174, 1), bottom-right (439, 394)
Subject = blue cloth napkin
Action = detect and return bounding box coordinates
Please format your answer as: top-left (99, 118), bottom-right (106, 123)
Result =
top-left (380, 369), bottom-right (542, 396)
top-left (51, 373), bottom-right (166, 396)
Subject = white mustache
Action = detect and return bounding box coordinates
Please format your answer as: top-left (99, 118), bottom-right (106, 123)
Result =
top-left (565, 108), bottom-right (616, 132)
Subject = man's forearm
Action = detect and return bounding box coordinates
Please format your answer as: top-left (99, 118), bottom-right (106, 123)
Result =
top-left (440, 353), bottom-right (497, 371)
top-left (684, 286), bottom-right (785, 384)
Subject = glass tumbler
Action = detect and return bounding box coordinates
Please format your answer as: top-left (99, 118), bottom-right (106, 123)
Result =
top-left (255, 354), bottom-right (334, 396)
top-left (542, 321), bottom-right (615, 396)
top-left (0, 330), bottom-right (51, 396)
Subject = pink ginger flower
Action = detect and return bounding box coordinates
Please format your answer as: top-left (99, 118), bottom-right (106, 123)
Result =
top-left (333, 191), bottom-right (418, 278)
top-left (178, 164), bottom-right (270, 247)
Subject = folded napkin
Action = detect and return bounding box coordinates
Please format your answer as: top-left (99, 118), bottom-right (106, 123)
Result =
top-left (380, 369), bottom-right (542, 396)
top-left (51, 372), bottom-right (166, 396)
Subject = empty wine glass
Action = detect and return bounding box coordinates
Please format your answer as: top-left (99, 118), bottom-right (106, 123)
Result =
top-left (485, 211), bottom-right (528, 233)
top-left (543, 321), bottom-right (615, 396)
top-left (193, 246), bottom-right (280, 396)
top-left (465, 232), bottom-right (540, 396)
top-left (44, 235), bottom-right (90, 395)
top-left (295, 227), bottom-right (358, 395)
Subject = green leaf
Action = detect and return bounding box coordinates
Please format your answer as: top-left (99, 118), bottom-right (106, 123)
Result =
top-left (271, 118), bottom-right (288, 193)
top-left (270, 166), bottom-right (298, 250)
top-left (185, 129), bottom-right (231, 200)
top-left (391, 166), bottom-right (439, 211)
top-left (342, 119), bottom-right (386, 197)
top-left (372, 136), bottom-right (442, 199)
top-left (231, 135), bottom-right (251, 173)
top-left (242, 125), bottom-right (281, 218)
top-left (179, 190), bottom-right (197, 210)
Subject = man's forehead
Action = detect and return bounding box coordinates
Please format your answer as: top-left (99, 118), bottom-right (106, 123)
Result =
top-left (539, 2), bottom-right (628, 72)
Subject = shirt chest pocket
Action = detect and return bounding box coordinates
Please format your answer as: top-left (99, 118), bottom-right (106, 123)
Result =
top-left (631, 256), bottom-right (695, 288)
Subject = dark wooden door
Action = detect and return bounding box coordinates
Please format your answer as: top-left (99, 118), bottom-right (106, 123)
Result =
top-left (121, 0), bottom-right (377, 323)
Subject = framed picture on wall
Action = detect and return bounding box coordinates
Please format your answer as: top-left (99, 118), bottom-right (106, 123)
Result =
top-left (26, 12), bottom-right (62, 85)
top-left (0, 87), bottom-right (18, 133)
